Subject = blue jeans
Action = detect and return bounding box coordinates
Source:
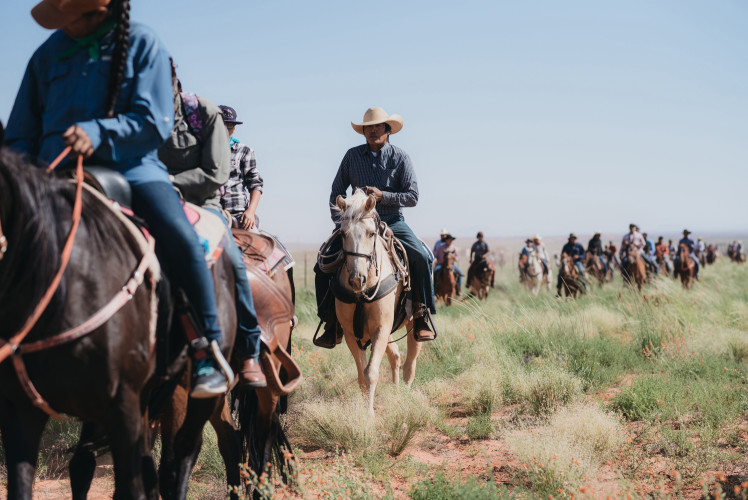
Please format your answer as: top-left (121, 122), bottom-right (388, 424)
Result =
top-left (131, 182), bottom-right (221, 343)
top-left (207, 209), bottom-right (262, 359)
top-left (642, 254), bottom-right (658, 274)
top-left (434, 264), bottom-right (463, 288)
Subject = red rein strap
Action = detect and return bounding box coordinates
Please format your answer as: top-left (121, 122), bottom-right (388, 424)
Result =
top-left (0, 147), bottom-right (83, 363)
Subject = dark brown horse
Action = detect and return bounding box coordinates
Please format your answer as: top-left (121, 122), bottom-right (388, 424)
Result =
top-left (706, 245), bottom-right (718, 265)
top-left (558, 253), bottom-right (584, 298)
top-left (676, 244), bottom-right (695, 289)
top-left (468, 256), bottom-right (493, 300)
top-left (435, 251), bottom-right (459, 305)
top-left (0, 149), bottom-right (237, 499)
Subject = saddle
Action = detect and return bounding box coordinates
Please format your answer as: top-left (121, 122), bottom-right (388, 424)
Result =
top-left (318, 222), bottom-right (413, 349)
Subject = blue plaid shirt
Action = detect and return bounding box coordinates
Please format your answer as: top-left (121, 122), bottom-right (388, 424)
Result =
top-left (329, 143), bottom-right (419, 225)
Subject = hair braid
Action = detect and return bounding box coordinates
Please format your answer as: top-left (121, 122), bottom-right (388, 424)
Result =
top-left (105, 0), bottom-right (130, 118)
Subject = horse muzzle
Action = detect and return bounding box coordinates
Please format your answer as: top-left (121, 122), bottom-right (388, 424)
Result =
top-left (348, 275), bottom-right (367, 292)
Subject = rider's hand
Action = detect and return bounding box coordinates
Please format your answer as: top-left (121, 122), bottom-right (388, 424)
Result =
top-left (240, 208), bottom-right (256, 230)
top-left (365, 186), bottom-right (383, 201)
top-left (62, 125), bottom-right (94, 158)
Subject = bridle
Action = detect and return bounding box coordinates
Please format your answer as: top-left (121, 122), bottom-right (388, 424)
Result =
top-left (341, 214), bottom-right (382, 301)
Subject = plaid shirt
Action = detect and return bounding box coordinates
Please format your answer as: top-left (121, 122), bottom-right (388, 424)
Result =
top-left (330, 143), bottom-right (419, 225)
top-left (220, 139), bottom-right (264, 218)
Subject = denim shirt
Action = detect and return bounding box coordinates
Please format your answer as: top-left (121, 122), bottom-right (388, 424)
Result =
top-left (5, 23), bottom-right (174, 185)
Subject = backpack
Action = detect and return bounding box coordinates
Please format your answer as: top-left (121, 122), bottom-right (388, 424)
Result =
top-left (180, 92), bottom-right (203, 142)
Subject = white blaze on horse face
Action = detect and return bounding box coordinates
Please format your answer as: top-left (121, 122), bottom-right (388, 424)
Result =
top-left (344, 218), bottom-right (378, 292)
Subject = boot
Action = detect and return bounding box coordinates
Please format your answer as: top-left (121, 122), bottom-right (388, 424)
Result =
top-left (238, 357), bottom-right (267, 389)
top-left (413, 316), bottom-right (435, 342)
top-left (313, 321), bottom-right (342, 349)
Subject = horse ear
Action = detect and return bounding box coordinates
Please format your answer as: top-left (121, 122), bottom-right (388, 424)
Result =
top-left (336, 195), bottom-right (347, 211)
top-left (364, 194), bottom-right (376, 212)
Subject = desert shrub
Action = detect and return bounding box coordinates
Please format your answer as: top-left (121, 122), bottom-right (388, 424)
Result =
top-left (379, 388), bottom-right (435, 455)
top-left (510, 365), bottom-right (583, 416)
top-left (409, 470), bottom-right (512, 500)
top-left (454, 362), bottom-right (503, 415)
top-left (465, 413), bottom-right (496, 440)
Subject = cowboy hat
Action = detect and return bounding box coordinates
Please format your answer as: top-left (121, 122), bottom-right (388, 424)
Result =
top-left (594, 230), bottom-right (601, 236)
top-left (532, 234), bottom-right (542, 241)
top-left (569, 233), bottom-right (577, 239)
top-left (32, 0), bottom-right (111, 30)
top-left (351, 107), bottom-right (403, 135)
top-left (445, 234), bottom-right (456, 241)
top-left (683, 229), bottom-right (691, 234)
top-left (440, 228), bottom-right (449, 236)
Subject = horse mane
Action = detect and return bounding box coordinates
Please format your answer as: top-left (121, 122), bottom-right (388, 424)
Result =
top-left (0, 149), bottom-right (138, 337)
top-left (334, 189), bottom-right (376, 231)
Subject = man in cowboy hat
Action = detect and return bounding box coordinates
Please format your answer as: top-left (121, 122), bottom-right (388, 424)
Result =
top-left (434, 234), bottom-right (462, 295)
top-left (674, 229), bottom-right (700, 279)
top-left (433, 228), bottom-right (450, 254)
top-left (558, 233), bottom-right (586, 295)
top-left (313, 107), bottom-right (436, 348)
top-left (619, 223), bottom-right (645, 263)
top-left (218, 105), bottom-right (264, 230)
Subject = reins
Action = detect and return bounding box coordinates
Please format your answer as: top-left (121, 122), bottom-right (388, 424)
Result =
top-left (0, 148), bottom-right (155, 420)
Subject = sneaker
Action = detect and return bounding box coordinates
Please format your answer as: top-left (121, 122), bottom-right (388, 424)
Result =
top-left (413, 317), bottom-right (435, 342)
top-left (191, 358), bottom-right (228, 398)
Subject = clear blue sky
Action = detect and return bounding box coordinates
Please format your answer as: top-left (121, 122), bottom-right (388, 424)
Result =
top-left (2, 1), bottom-right (746, 243)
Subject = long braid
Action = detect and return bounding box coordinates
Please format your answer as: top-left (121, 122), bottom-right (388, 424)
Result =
top-left (105, 0), bottom-right (130, 118)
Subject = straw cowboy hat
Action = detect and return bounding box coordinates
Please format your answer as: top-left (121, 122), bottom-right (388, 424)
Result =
top-left (439, 228), bottom-right (449, 236)
top-left (351, 107), bottom-right (403, 135)
top-left (32, 0), bottom-right (111, 29)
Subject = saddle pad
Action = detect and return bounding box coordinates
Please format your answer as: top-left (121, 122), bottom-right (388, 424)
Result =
top-left (183, 203), bottom-right (227, 267)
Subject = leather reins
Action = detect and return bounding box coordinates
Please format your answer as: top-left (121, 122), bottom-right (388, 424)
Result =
top-left (0, 148), bottom-right (155, 420)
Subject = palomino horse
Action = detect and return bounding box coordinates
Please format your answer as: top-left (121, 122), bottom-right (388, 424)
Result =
top-left (558, 253), bottom-right (584, 298)
top-left (675, 244), bottom-right (695, 289)
top-left (330, 190), bottom-right (421, 414)
top-left (584, 253), bottom-right (607, 287)
top-left (435, 251), bottom-right (459, 305)
top-left (523, 250), bottom-right (550, 296)
top-left (0, 149), bottom-right (236, 499)
top-left (468, 257), bottom-right (494, 300)
top-left (622, 245), bottom-right (646, 291)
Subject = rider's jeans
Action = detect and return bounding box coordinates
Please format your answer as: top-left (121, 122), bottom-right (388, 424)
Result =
top-left (206, 208), bottom-right (262, 359)
top-left (131, 182), bottom-right (221, 343)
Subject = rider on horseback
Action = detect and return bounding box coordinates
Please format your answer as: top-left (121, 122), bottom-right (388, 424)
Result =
top-left (673, 229), bottom-right (700, 279)
top-left (468, 231), bottom-right (494, 288)
top-left (314, 107), bottom-right (436, 348)
top-left (532, 235), bottom-right (550, 277)
top-left (587, 231), bottom-right (608, 275)
top-left (158, 70), bottom-right (266, 389)
top-left (557, 233), bottom-right (585, 294)
top-left (655, 236), bottom-right (672, 274)
top-left (620, 224), bottom-right (646, 271)
top-left (4, 0), bottom-right (231, 397)
top-left (434, 234), bottom-right (462, 295)
top-left (641, 232), bottom-right (659, 275)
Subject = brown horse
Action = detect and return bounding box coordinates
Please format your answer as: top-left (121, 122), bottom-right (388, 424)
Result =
top-left (622, 245), bottom-right (646, 291)
top-left (558, 253), bottom-right (584, 298)
top-left (435, 251), bottom-right (459, 305)
top-left (706, 245), bottom-right (718, 265)
top-left (584, 253), bottom-right (607, 287)
top-left (676, 244), bottom-right (695, 289)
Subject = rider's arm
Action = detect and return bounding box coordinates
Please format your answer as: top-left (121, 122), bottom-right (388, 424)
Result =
top-left (74, 29), bottom-right (174, 163)
top-left (329, 150), bottom-right (351, 223)
top-left (170, 98), bottom-right (230, 202)
top-left (379, 154), bottom-right (418, 208)
top-left (241, 146), bottom-right (264, 199)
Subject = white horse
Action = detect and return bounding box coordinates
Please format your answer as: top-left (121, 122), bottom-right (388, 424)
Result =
top-left (333, 190), bottom-right (421, 414)
top-left (524, 249), bottom-right (552, 295)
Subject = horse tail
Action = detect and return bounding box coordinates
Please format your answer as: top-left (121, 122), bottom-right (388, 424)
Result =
top-left (232, 389), bottom-right (296, 487)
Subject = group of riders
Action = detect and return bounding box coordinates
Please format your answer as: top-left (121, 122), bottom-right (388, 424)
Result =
top-left (515, 224), bottom-right (724, 294)
top-left (432, 230), bottom-right (496, 296)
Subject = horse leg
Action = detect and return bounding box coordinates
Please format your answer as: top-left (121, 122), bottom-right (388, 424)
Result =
top-left (402, 320), bottom-right (422, 386)
top-left (342, 330), bottom-right (368, 394)
top-left (107, 386), bottom-right (147, 500)
top-left (364, 328), bottom-right (390, 414)
top-left (0, 399), bottom-right (48, 500)
top-left (158, 379), bottom-right (189, 500)
top-left (166, 398), bottom-right (219, 500)
top-left (70, 422), bottom-right (103, 500)
top-left (384, 339), bottom-right (401, 385)
top-left (209, 399), bottom-right (242, 500)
